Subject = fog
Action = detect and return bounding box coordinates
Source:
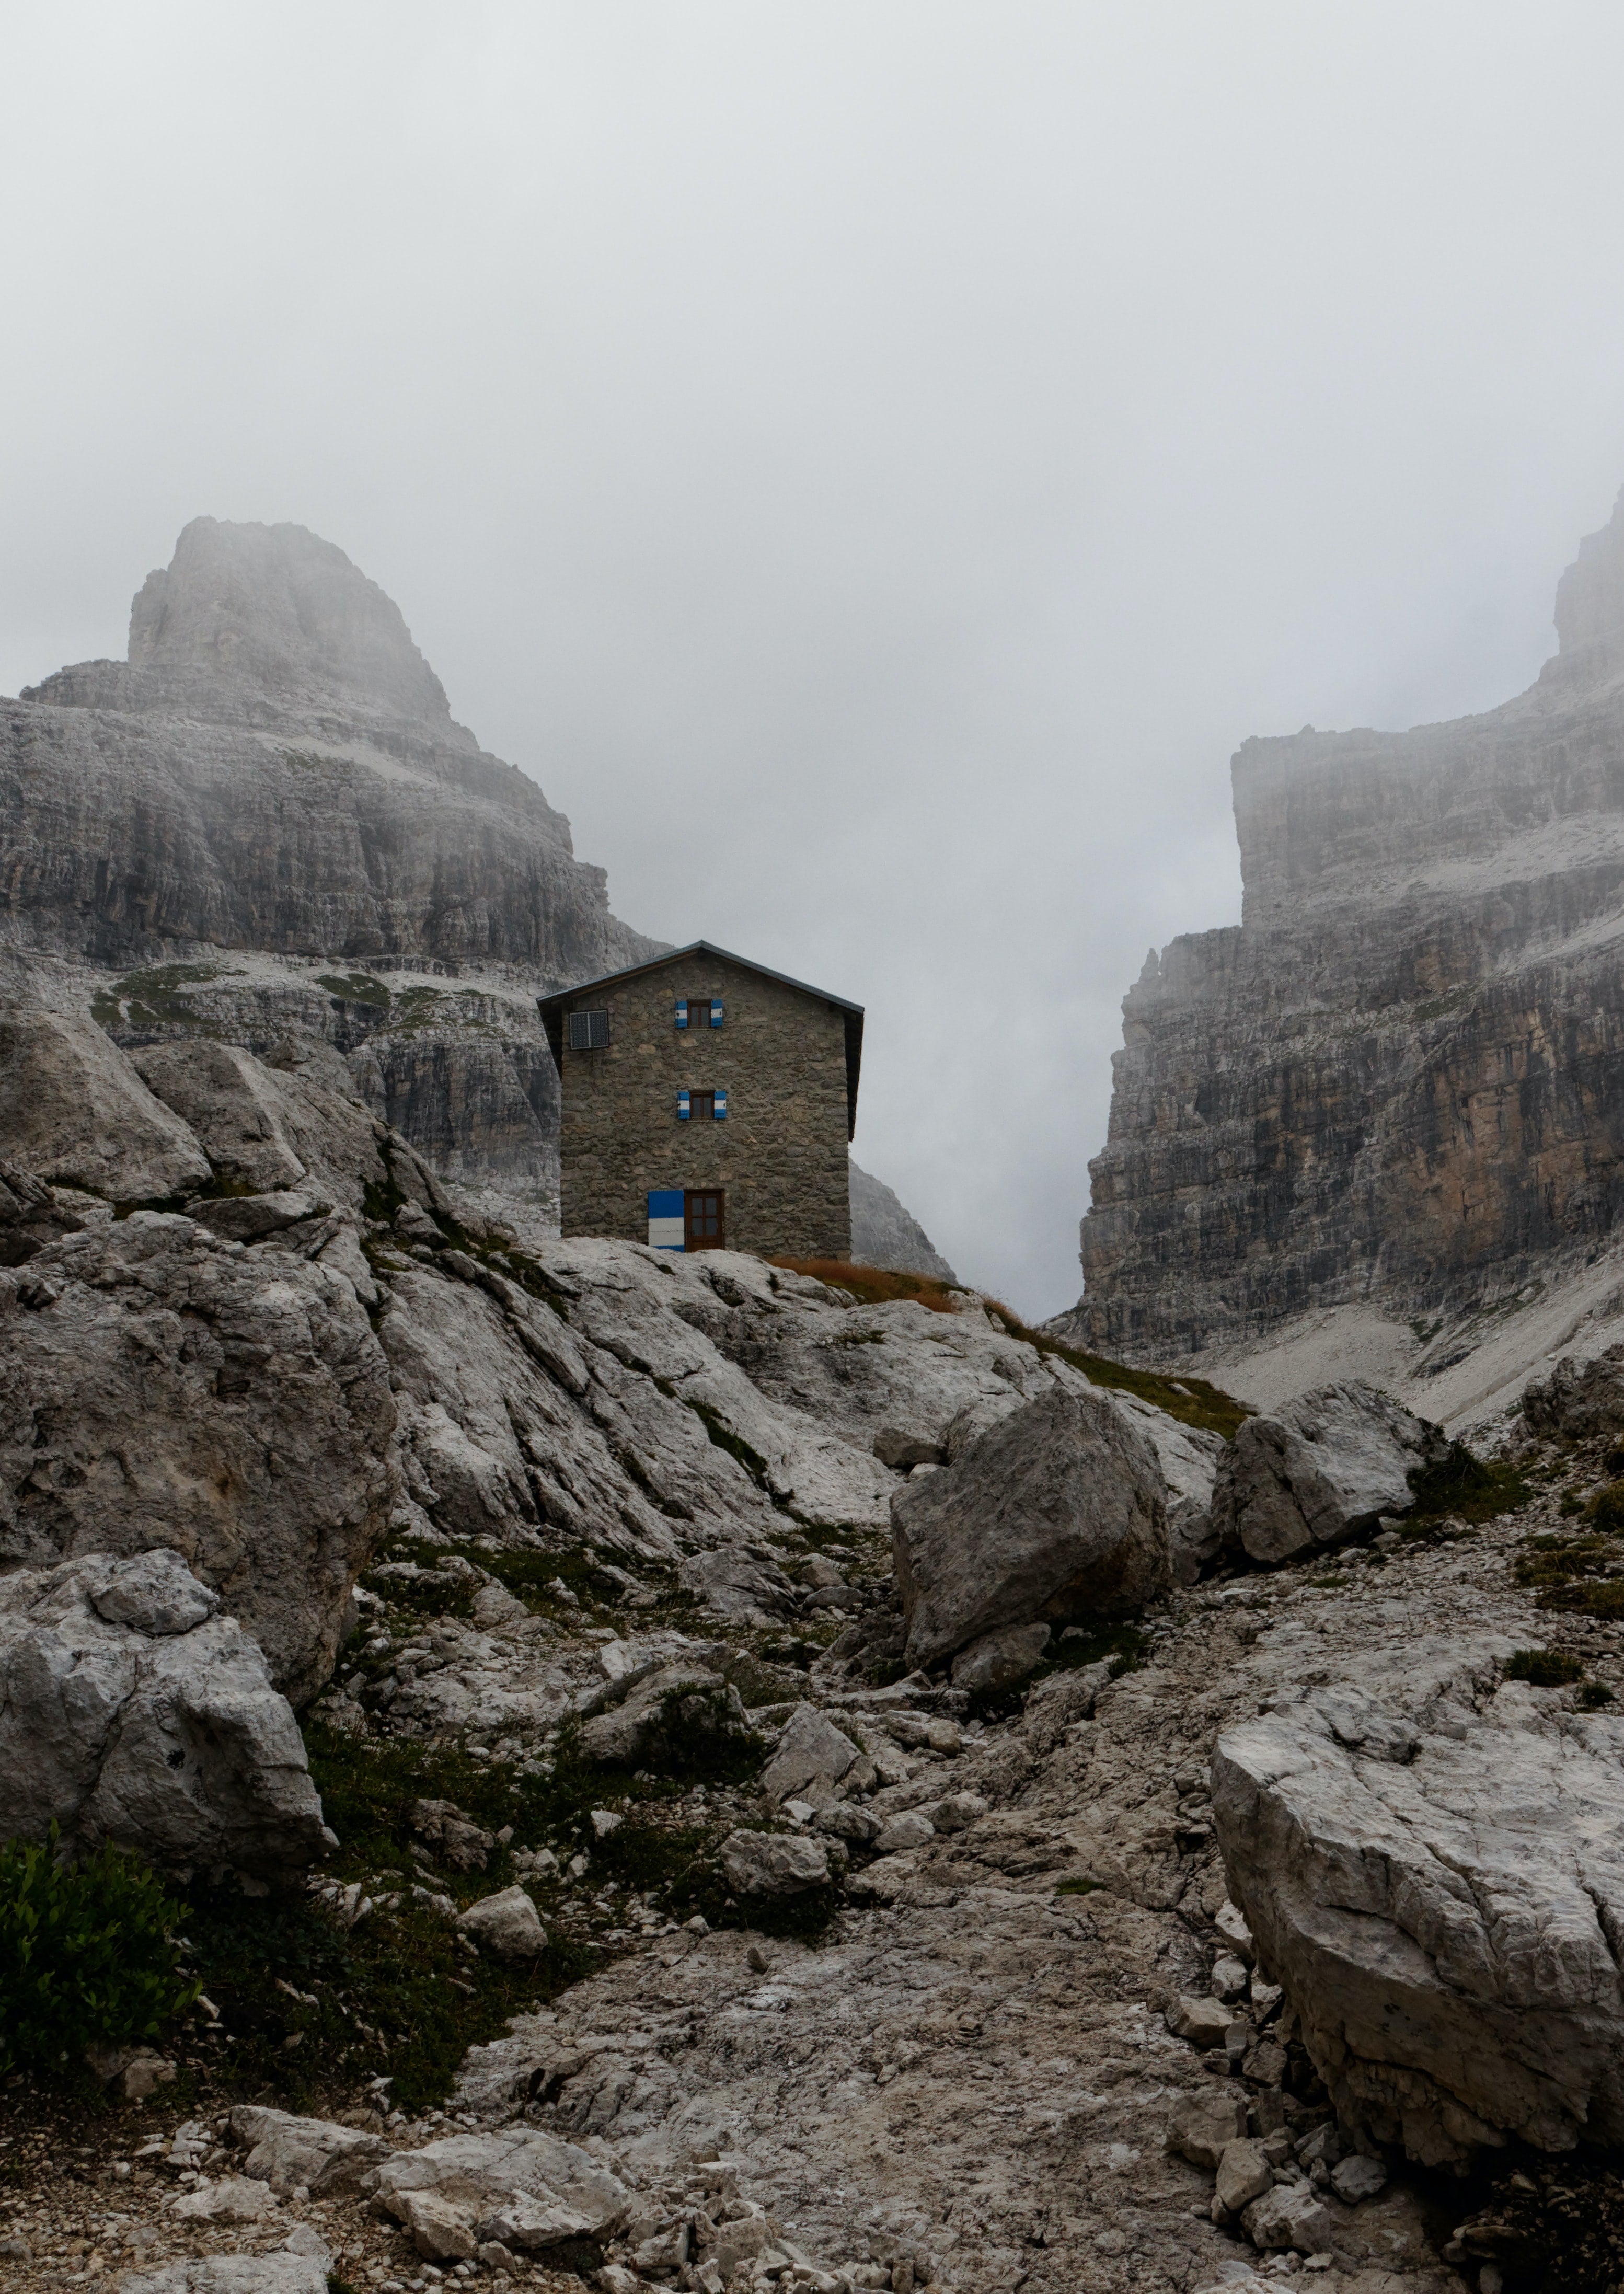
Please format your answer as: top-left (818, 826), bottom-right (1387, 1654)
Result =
top-left (5, 3), bottom-right (1624, 1316)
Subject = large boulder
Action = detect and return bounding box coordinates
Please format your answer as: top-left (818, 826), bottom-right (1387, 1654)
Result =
top-left (367, 2127), bottom-right (630, 2257)
top-left (132, 1039), bottom-right (310, 1194)
top-left (455, 1886), bottom-right (546, 1960)
top-left (0, 1550), bottom-right (331, 1877)
top-left (719, 1828), bottom-right (834, 1895)
top-left (890, 1384), bottom-right (1169, 1667)
top-left (1208, 1380), bottom-right (1449, 1566)
top-left (0, 1207), bottom-right (396, 1701)
top-left (1522, 1344), bottom-right (1624, 1442)
top-left (0, 1001), bottom-right (210, 1204)
top-left (1212, 1635), bottom-right (1624, 2169)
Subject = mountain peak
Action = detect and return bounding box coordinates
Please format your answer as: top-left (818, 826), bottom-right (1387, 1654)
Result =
top-left (125, 516), bottom-right (452, 726)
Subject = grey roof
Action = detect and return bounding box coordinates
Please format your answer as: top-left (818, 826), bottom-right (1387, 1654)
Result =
top-left (538, 939), bottom-right (862, 1016)
top-left (538, 939), bottom-right (865, 1139)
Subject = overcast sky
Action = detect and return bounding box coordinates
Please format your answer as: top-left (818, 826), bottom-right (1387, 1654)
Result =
top-left (6, 4), bottom-right (1624, 1317)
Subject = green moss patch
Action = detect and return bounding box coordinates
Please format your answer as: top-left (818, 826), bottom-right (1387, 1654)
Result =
top-left (318, 973), bottom-right (392, 1008)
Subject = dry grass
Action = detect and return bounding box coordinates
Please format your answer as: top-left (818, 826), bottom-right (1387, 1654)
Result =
top-left (768, 1258), bottom-right (962, 1312)
top-left (765, 1259), bottom-right (1249, 1440)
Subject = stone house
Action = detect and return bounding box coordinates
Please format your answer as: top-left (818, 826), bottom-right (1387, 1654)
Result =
top-left (539, 941), bottom-right (862, 1258)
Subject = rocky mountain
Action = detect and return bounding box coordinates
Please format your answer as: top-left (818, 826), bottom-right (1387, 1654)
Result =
top-left (7, 516), bottom-right (655, 979)
top-left (848, 1160), bottom-right (958, 1281)
top-left (1067, 489), bottom-right (1624, 1426)
top-left (0, 518), bottom-right (937, 1249)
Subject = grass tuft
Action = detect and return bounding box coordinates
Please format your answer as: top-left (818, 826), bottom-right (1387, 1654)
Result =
top-left (1505, 1649), bottom-right (1585, 1687)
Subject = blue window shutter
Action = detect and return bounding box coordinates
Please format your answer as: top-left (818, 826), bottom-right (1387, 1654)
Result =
top-left (713, 1088), bottom-right (728, 1121)
top-left (675, 998), bottom-right (688, 1030)
top-left (710, 999), bottom-right (724, 1028)
top-left (677, 1089), bottom-right (690, 1121)
top-left (647, 1189), bottom-right (684, 1250)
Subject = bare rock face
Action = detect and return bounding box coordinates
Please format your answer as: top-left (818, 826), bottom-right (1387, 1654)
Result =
top-left (890, 1383), bottom-right (1169, 1667)
top-left (1074, 487), bottom-right (1624, 1361)
top-left (0, 1001), bottom-right (210, 1203)
top-left (133, 1038), bottom-right (349, 1197)
top-left (5, 516), bottom-right (656, 977)
top-left (0, 1157), bottom-right (84, 1265)
top-left (0, 1550), bottom-right (330, 1877)
top-left (0, 1204), bottom-right (395, 1702)
top-left (229, 2106), bottom-right (389, 2197)
top-left (1213, 1637), bottom-right (1624, 2169)
top-left (848, 1160), bottom-right (957, 1281)
top-left (1210, 1380), bottom-right (1449, 1564)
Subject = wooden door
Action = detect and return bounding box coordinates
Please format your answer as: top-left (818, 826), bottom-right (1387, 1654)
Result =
top-left (684, 1189), bottom-right (725, 1250)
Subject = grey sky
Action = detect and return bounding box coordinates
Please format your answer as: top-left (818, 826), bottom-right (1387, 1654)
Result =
top-left (5, 3), bottom-right (1624, 1316)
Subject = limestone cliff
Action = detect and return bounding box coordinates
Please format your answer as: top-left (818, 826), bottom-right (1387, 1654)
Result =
top-left (3, 516), bottom-right (657, 977)
top-left (1073, 489), bottom-right (1624, 1364)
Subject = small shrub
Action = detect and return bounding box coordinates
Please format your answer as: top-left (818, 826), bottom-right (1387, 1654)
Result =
top-left (1579, 1681), bottom-right (1617, 1711)
top-left (1406, 1444), bottom-right (1531, 1529)
top-left (1544, 1579), bottom-right (1624, 1620)
top-left (1586, 1481), bottom-right (1624, 1535)
top-left (1515, 1533), bottom-right (1617, 1590)
top-left (0, 1829), bottom-right (198, 2078)
top-left (628, 1688), bottom-right (768, 1786)
top-left (1505, 1649), bottom-right (1585, 1688)
top-left (1054, 1876), bottom-right (1103, 1897)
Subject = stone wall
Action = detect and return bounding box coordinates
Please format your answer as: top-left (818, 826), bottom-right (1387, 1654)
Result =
top-left (555, 953), bottom-right (853, 1259)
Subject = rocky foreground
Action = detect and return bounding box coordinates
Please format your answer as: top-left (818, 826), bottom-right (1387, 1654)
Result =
top-left (7, 1264), bottom-right (1624, 2291)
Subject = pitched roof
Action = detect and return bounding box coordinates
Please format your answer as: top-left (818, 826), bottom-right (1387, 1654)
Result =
top-left (538, 939), bottom-right (864, 1138)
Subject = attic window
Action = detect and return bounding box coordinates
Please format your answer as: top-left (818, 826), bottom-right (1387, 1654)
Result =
top-left (568, 1009), bottom-right (610, 1051)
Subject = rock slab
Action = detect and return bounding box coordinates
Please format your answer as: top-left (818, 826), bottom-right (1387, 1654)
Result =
top-left (1213, 1636), bottom-right (1624, 2166)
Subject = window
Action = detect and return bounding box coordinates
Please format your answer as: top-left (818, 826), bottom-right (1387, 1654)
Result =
top-left (677, 1090), bottom-right (726, 1121)
top-left (685, 1190), bottom-right (725, 1250)
top-left (689, 1090), bottom-right (715, 1122)
top-left (568, 1008), bottom-right (610, 1050)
